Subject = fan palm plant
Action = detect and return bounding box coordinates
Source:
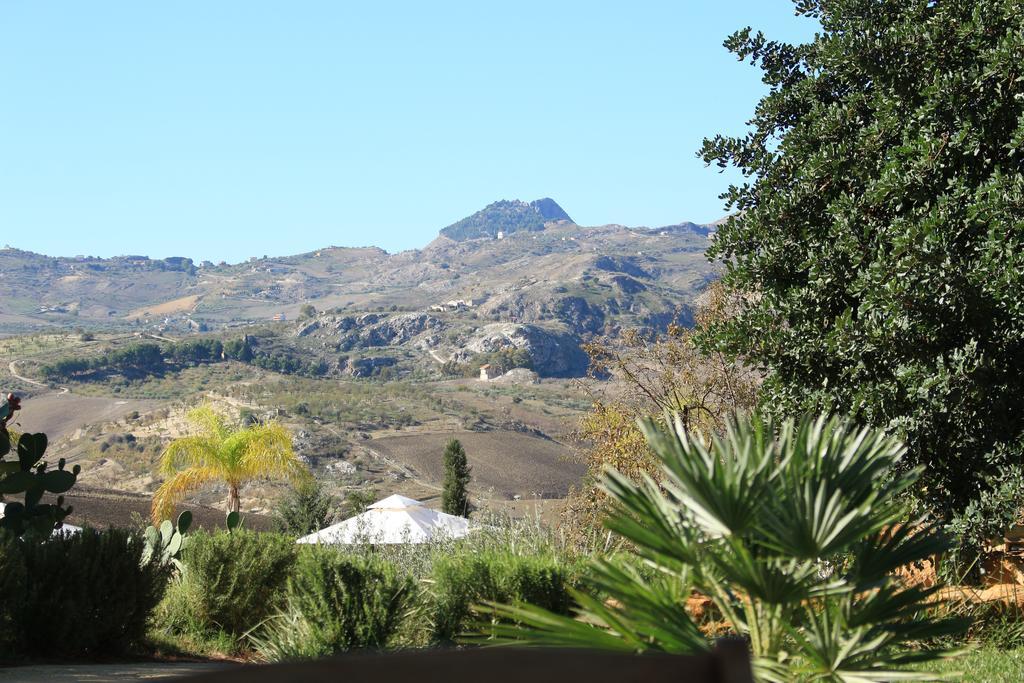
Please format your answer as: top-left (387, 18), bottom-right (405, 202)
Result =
top-left (484, 413), bottom-right (966, 682)
top-left (151, 405), bottom-right (307, 523)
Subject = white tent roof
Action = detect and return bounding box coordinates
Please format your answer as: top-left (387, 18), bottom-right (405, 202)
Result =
top-left (367, 494), bottom-right (423, 510)
top-left (296, 495), bottom-right (474, 545)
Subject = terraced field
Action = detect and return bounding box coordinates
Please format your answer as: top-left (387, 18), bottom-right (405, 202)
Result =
top-left (365, 430), bottom-right (584, 500)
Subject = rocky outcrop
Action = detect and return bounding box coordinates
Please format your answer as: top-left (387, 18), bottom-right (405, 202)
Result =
top-left (491, 368), bottom-right (540, 384)
top-left (343, 356), bottom-right (397, 377)
top-left (294, 312), bottom-right (443, 349)
top-left (478, 291), bottom-right (606, 335)
top-left (460, 323), bottom-right (588, 377)
top-left (294, 320), bottom-right (321, 337)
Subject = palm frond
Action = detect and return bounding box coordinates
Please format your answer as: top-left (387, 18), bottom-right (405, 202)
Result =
top-left (476, 559), bottom-right (706, 654)
top-left (236, 422), bottom-right (307, 482)
top-left (186, 404), bottom-right (230, 441)
top-left (158, 435), bottom-right (222, 476)
top-left (150, 465), bottom-right (219, 522)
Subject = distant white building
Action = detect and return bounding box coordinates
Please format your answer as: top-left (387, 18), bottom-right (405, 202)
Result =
top-left (430, 298), bottom-right (482, 313)
top-left (479, 364), bottom-right (501, 381)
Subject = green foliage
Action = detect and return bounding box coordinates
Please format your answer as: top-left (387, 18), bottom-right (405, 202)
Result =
top-left (250, 349), bottom-right (328, 377)
top-left (485, 413), bottom-right (965, 682)
top-left (142, 510), bottom-right (192, 569)
top-left (699, 0), bottom-right (1024, 520)
top-left (169, 339), bottom-right (223, 365)
top-left (431, 549), bottom-right (576, 645)
top-left (273, 479), bottom-right (338, 537)
top-left (222, 337), bottom-right (253, 362)
top-left (182, 530), bottom-right (297, 634)
top-left (946, 465), bottom-right (1024, 582)
top-left (0, 536), bottom-right (26, 655)
top-left (0, 528), bottom-right (168, 658)
top-left (250, 548), bottom-right (413, 660)
top-left (441, 439), bottom-right (471, 517)
top-left (39, 335), bottom-right (325, 384)
top-left (40, 342), bottom-right (165, 381)
top-left (152, 570), bottom-right (208, 639)
top-left (0, 432), bottom-right (80, 540)
top-left (342, 488), bottom-right (377, 518)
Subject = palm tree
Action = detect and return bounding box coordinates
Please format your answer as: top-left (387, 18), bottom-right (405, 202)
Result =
top-left (151, 405), bottom-right (307, 523)
top-left (483, 413), bottom-right (966, 682)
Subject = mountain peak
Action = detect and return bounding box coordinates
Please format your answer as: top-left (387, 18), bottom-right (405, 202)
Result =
top-left (439, 198), bottom-right (573, 241)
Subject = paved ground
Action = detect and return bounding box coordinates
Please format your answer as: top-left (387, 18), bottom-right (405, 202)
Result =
top-left (0, 662), bottom-right (234, 682)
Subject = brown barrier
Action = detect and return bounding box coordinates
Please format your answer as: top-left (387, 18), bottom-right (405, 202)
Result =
top-left (180, 641), bottom-right (754, 683)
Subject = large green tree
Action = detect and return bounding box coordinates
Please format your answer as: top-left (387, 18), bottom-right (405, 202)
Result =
top-left (700, 0), bottom-right (1024, 518)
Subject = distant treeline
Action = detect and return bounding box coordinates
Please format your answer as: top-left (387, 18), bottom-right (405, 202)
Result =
top-left (39, 336), bottom-right (327, 382)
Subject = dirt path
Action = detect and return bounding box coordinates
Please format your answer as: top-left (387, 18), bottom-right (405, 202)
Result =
top-left (8, 360), bottom-right (68, 394)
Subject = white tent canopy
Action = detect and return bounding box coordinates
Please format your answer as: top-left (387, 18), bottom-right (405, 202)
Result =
top-left (296, 494), bottom-right (474, 545)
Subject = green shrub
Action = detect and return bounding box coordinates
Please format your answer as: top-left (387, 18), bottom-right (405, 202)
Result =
top-left (945, 464), bottom-right (1024, 583)
top-left (7, 528), bottom-right (167, 658)
top-left (0, 536), bottom-right (26, 656)
top-left (152, 571), bottom-right (207, 637)
top-left (251, 547), bottom-right (413, 660)
top-left (183, 530), bottom-right (296, 634)
top-left (430, 550), bottom-right (576, 644)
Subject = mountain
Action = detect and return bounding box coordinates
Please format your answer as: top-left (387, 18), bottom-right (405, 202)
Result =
top-left (439, 198), bottom-right (573, 241)
top-left (0, 200), bottom-right (720, 369)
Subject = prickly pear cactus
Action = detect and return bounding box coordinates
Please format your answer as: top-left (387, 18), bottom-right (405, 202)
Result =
top-left (142, 509), bottom-right (192, 569)
top-left (225, 510), bottom-right (242, 532)
top-left (0, 432), bottom-right (80, 539)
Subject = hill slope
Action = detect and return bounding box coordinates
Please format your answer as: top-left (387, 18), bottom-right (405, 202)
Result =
top-left (439, 198), bottom-right (573, 241)
top-left (0, 199), bottom-right (718, 343)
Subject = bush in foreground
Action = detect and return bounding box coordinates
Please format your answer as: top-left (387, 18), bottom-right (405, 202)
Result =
top-left (250, 547), bottom-right (413, 661)
top-left (182, 529), bottom-right (296, 635)
top-left (431, 549), bottom-right (577, 644)
top-left (0, 528), bottom-right (167, 659)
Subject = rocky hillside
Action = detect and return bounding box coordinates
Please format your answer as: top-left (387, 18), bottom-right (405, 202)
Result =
top-left (0, 199), bottom-right (720, 367)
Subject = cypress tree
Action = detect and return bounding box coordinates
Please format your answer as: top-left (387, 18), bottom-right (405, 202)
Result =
top-left (442, 439), bottom-right (471, 517)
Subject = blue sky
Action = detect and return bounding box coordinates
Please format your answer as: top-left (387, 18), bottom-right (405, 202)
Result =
top-left (0, 2), bottom-right (818, 263)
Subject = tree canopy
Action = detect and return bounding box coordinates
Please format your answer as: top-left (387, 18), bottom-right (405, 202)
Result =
top-left (700, 0), bottom-right (1024, 518)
